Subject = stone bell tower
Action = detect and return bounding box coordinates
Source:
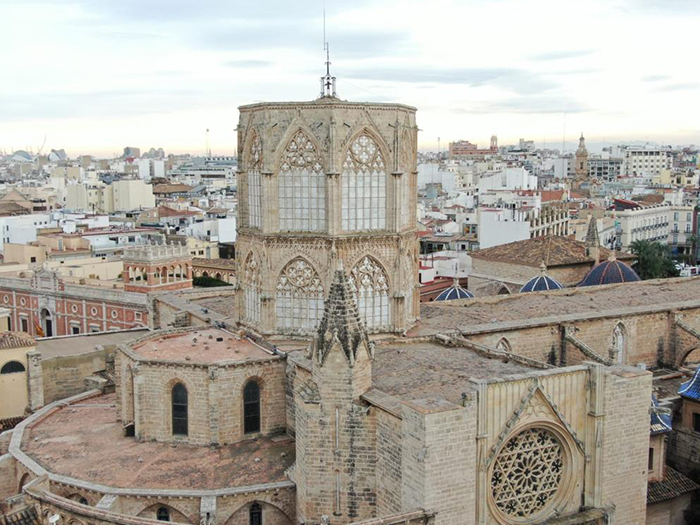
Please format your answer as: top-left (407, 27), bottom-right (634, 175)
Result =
top-left (234, 87), bottom-right (419, 337)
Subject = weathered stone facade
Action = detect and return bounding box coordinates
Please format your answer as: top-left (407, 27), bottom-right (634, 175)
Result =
top-left (234, 99), bottom-right (420, 336)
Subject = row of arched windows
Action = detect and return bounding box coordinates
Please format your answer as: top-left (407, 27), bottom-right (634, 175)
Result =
top-left (244, 130), bottom-right (413, 233)
top-left (243, 253), bottom-right (391, 332)
top-left (155, 503), bottom-right (262, 524)
top-left (170, 380), bottom-right (261, 436)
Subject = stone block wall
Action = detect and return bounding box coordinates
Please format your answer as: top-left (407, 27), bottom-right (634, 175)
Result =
top-left (0, 453), bottom-right (17, 500)
top-left (42, 349), bottom-right (108, 404)
top-left (375, 410), bottom-right (403, 515)
top-left (667, 427), bottom-right (700, 476)
top-left (401, 398), bottom-right (475, 525)
top-left (600, 366), bottom-right (652, 524)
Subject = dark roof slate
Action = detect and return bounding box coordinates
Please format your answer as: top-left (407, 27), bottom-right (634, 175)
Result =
top-left (647, 467), bottom-right (700, 505)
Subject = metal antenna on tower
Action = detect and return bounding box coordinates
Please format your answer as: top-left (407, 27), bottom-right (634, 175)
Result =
top-left (319, 8), bottom-right (336, 98)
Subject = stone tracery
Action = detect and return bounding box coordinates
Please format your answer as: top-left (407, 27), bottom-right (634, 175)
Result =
top-left (342, 133), bottom-right (387, 231)
top-left (247, 131), bottom-right (263, 229)
top-left (275, 258), bottom-right (325, 332)
top-left (491, 427), bottom-right (564, 519)
top-left (279, 130), bottom-right (325, 232)
top-left (348, 256), bottom-right (390, 330)
top-left (244, 252), bottom-right (261, 323)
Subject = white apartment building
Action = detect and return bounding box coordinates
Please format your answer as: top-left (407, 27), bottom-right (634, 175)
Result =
top-left (0, 214), bottom-right (52, 251)
top-left (615, 204), bottom-right (670, 251)
top-left (477, 167), bottom-right (537, 193)
top-left (66, 179), bottom-right (155, 213)
top-left (620, 146), bottom-right (672, 176)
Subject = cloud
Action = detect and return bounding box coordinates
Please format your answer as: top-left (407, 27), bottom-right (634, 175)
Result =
top-left (455, 95), bottom-right (588, 115)
top-left (653, 82), bottom-right (700, 92)
top-left (642, 74), bottom-right (671, 82)
top-left (343, 67), bottom-right (553, 95)
top-left (531, 50), bottom-right (593, 61)
top-left (224, 59), bottom-right (274, 68)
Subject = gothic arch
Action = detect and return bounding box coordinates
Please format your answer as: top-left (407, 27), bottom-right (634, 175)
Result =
top-left (274, 125), bottom-right (325, 172)
top-left (275, 257), bottom-right (325, 332)
top-left (276, 128), bottom-right (326, 232)
top-left (17, 473), bottom-right (30, 492)
top-left (349, 255), bottom-right (391, 331)
top-left (135, 502), bottom-right (195, 524)
top-left (223, 500), bottom-right (293, 525)
top-left (496, 337), bottom-right (512, 353)
top-left (243, 250), bottom-right (262, 324)
top-left (341, 129), bottom-right (390, 232)
top-left (610, 322), bottom-right (627, 364)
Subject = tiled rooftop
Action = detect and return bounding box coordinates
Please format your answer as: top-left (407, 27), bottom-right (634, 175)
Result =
top-left (371, 342), bottom-right (533, 404)
top-left (414, 277), bottom-right (700, 335)
top-left (470, 235), bottom-right (632, 268)
top-left (130, 328), bottom-right (274, 364)
top-left (21, 393), bottom-right (294, 490)
top-left (647, 467), bottom-right (700, 505)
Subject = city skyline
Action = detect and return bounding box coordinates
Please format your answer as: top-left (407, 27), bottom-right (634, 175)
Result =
top-left (2, 0), bottom-right (699, 157)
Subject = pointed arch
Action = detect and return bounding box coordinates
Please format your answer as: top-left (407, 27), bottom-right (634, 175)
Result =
top-left (341, 131), bottom-right (388, 231)
top-left (246, 129), bottom-right (263, 229)
top-left (243, 251), bottom-right (262, 324)
top-left (275, 257), bottom-right (324, 332)
top-left (349, 255), bottom-right (390, 330)
top-left (610, 322), bottom-right (627, 364)
top-left (496, 337), bottom-right (512, 353)
top-left (278, 129), bottom-right (326, 232)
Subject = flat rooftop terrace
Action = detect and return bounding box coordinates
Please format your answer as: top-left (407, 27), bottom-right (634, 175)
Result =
top-left (21, 393), bottom-right (295, 491)
top-left (130, 328), bottom-right (274, 364)
top-left (37, 329), bottom-right (149, 359)
top-left (371, 342), bottom-right (534, 405)
top-left (415, 276), bottom-right (700, 335)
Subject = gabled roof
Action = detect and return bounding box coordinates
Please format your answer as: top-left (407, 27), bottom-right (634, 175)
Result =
top-left (647, 467), bottom-right (700, 505)
top-left (471, 235), bottom-right (633, 268)
top-left (0, 331), bottom-right (35, 349)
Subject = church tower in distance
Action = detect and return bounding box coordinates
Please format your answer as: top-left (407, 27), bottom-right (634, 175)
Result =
top-left (234, 90), bottom-right (419, 337)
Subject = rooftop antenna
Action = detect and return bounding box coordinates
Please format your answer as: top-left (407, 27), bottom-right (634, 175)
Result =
top-left (319, 8), bottom-right (336, 98)
top-left (206, 128), bottom-right (211, 157)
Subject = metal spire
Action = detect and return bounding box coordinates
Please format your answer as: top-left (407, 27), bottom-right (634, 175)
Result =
top-left (319, 9), bottom-right (337, 98)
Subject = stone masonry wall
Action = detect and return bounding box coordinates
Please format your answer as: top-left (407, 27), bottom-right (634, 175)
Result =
top-left (375, 409), bottom-right (403, 516)
top-left (600, 366), bottom-right (652, 525)
top-left (401, 398), bottom-right (475, 525)
top-left (42, 349), bottom-right (108, 404)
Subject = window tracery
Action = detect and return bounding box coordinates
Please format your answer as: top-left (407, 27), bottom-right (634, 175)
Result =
top-left (276, 258), bottom-right (324, 331)
top-left (342, 133), bottom-right (387, 231)
top-left (279, 130), bottom-right (325, 232)
top-left (244, 253), bottom-right (261, 323)
top-left (491, 428), bottom-right (564, 519)
top-left (349, 256), bottom-right (390, 329)
top-left (248, 132), bottom-right (262, 229)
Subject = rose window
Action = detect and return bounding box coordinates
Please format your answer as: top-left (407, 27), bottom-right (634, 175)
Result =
top-left (491, 428), bottom-right (564, 519)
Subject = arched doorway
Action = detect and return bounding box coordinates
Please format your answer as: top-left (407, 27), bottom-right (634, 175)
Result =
top-left (40, 308), bottom-right (53, 337)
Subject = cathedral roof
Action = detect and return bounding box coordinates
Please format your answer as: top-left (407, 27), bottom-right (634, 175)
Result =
top-left (650, 395), bottom-right (672, 435)
top-left (434, 281), bottom-right (474, 301)
top-left (679, 366), bottom-right (700, 401)
top-left (578, 256), bottom-right (641, 287)
top-left (470, 235), bottom-right (632, 269)
top-left (520, 263), bottom-right (564, 293)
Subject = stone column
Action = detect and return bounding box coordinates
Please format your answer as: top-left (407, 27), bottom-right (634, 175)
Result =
top-left (26, 350), bottom-right (44, 411)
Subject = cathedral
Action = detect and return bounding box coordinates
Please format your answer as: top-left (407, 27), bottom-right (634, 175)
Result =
top-left (2, 80), bottom-right (695, 525)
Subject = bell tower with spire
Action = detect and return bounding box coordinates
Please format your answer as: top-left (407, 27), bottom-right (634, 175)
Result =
top-left (572, 133), bottom-right (589, 192)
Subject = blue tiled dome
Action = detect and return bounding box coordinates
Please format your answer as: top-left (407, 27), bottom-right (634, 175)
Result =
top-left (679, 367), bottom-right (700, 401)
top-left (520, 274), bottom-right (563, 293)
top-left (650, 395), bottom-right (672, 435)
top-left (435, 283), bottom-right (474, 301)
top-left (578, 257), bottom-right (640, 287)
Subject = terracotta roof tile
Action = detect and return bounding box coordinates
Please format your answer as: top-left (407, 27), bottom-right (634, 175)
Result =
top-left (647, 467), bottom-right (699, 504)
top-left (0, 331), bottom-right (35, 350)
top-left (470, 235), bottom-right (633, 268)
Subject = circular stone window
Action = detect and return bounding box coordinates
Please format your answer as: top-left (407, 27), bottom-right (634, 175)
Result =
top-left (110, 310), bottom-right (118, 319)
top-left (90, 307), bottom-right (98, 316)
top-left (71, 304), bottom-right (78, 313)
top-left (491, 427), bottom-right (564, 520)
top-left (2, 296), bottom-right (8, 304)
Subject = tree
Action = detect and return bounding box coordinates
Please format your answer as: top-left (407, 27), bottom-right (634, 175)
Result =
top-left (629, 240), bottom-right (680, 280)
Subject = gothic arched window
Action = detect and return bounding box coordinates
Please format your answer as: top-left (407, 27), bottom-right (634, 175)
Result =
top-left (247, 131), bottom-right (263, 229)
top-left (243, 380), bottom-right (261, 434)
top-left (244, 252), bottom-right (261, 324)
top-left (611, 323), bottom-right (626, 364)
top-left (171, 383), bottom-right (188, 436)
top-left (349, 256), bottom-right (390, 330)
top-left (342, 133), bottom-right (387, 231)
top-left (279, 130), bottom-right (325, 232)
top-left (275, 258), bottom-right (324, 332)
top-left (156, 507), bottom-right (170, 522)
top-left (1, 361), bottom-right (25, 374)
top-left (496, 338), bottom-right (511, 353)
top-left (249, 503), bottom-right (262, 525)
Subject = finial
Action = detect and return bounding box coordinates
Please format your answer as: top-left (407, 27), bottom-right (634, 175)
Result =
top-left (319, 9), bottom-right (337, 98)
top-left (608, 251), bottom-right (616, 262)
top-left (540, 261), bottom-right (547, 274)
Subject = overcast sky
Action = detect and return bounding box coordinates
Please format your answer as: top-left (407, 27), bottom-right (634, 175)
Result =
top-left (1, 0), bottom-right (699, 157)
